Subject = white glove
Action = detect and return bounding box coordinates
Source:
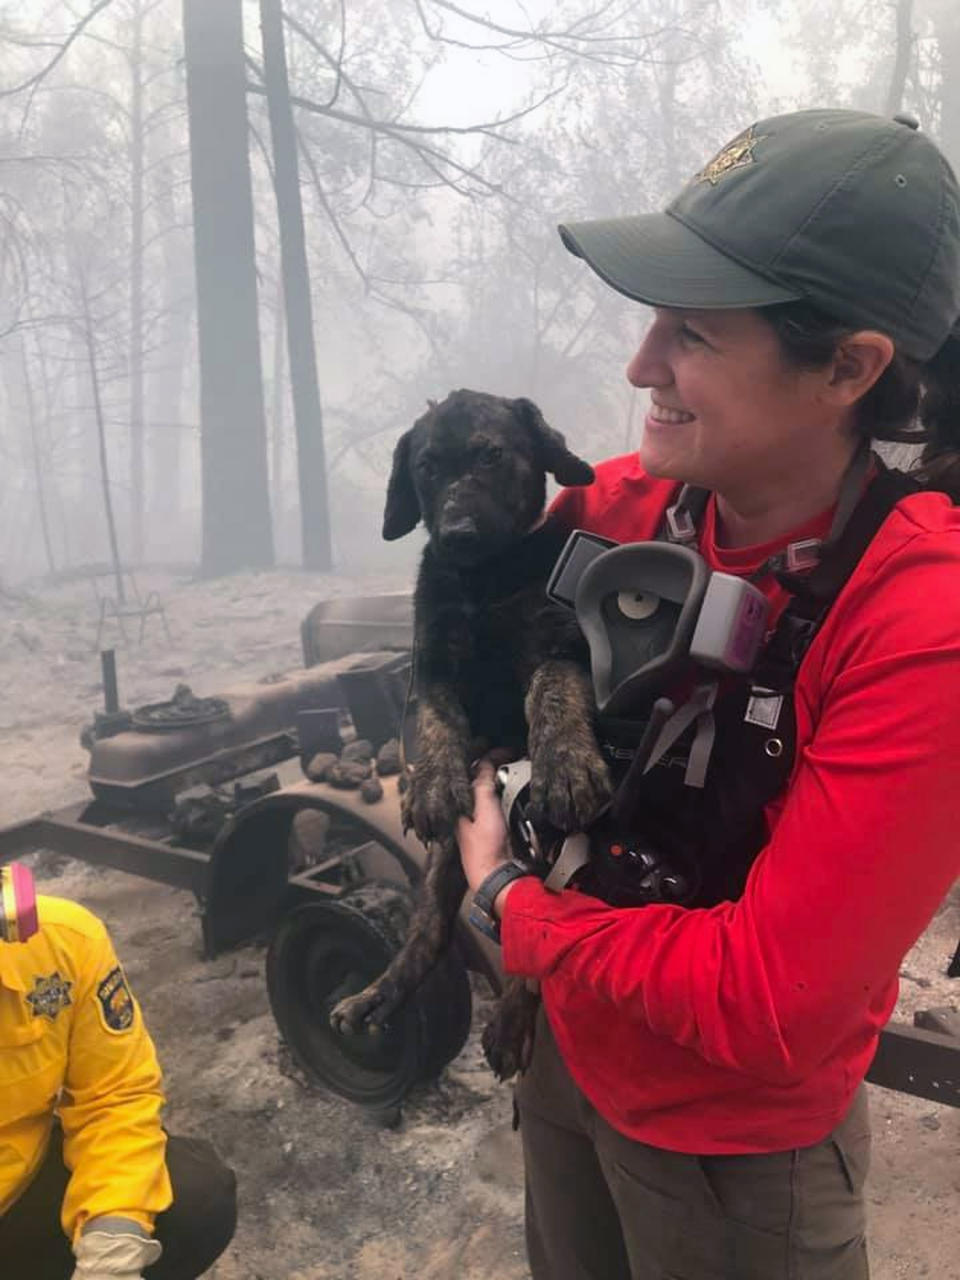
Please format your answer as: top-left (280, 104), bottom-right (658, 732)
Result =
top-left (71, 1224), bottom-right (162, 1279)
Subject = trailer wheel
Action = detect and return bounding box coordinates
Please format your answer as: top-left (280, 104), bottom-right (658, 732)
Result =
top-left (266, 882), bottom-right (472, 1110)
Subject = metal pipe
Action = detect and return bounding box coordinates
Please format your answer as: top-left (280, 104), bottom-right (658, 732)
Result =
top-left (101, 649), bottom-right (119, 714)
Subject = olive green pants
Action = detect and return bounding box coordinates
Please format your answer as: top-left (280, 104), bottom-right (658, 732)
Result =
top-left (516, 1012), bottom-right (871, 1280)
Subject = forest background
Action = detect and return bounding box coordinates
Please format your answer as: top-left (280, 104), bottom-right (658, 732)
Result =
top-left (0, 0), bottom-right (955, 583)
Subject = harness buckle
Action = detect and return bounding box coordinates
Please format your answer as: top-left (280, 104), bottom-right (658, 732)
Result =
top-left (785, 538), bottom-right (821, 572)
top-left (665, 504), bottom-right (697, 543)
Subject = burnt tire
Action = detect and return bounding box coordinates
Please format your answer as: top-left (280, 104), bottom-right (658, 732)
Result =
top-left (266, 882), bottom-right (472, 1110)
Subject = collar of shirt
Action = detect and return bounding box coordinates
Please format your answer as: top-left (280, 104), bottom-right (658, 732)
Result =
top-left (0, 945), bottom-right (28, 991)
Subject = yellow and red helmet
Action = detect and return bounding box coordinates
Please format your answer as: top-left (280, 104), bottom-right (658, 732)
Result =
top-left (0, 863), bottom-right (38, 943)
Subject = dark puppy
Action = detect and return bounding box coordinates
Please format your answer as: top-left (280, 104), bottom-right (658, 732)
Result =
top-left (330, 389), bottom-right (610, 1076)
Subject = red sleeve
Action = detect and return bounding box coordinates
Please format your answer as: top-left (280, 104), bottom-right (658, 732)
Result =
top-left (502, 521), bottom-right (960, 1085)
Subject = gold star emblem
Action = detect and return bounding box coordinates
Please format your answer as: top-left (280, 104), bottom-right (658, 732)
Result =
top-left (696, 125), bottom-right (768, 186)
top-left (26, 971), bottom-right (73, 1021)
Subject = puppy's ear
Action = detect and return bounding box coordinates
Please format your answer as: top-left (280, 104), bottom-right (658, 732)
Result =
top-left (514, 397), bottom-right (594, 487)
top-left (382, 430), bottom-right (421, 540)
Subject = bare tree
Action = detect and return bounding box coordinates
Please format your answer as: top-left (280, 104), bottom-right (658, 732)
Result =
top-left (183, 0), bottom-right (274, 575)
top-left (259, 0), bottom-right (331, 570)
top-left (885, 0), bottom-right (915, 115)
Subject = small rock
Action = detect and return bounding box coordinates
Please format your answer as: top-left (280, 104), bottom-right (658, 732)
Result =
top-left (304, 751), bottom-right (338, 782)
top-left (341, 738), bottom-right (374, 764)
top-left (325, 761), bottom-right (371, 789)
top-left (376, 738), bottom-right (402, 776)
top-left (920, 1113), bottom-right (941, 1132)
top-left (913, 1007), bottom-right (960, 1038)
top-left (899, 969), bottom-right (932, 989)
top-left (360, 777), bottom-right (384, 804)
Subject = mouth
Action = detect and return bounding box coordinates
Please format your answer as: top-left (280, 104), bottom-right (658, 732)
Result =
top-left (648, 401), bottom-right (696, 425)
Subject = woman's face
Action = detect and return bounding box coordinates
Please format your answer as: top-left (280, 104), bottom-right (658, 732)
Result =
top-left (627, 307), bottom-right (844, 495)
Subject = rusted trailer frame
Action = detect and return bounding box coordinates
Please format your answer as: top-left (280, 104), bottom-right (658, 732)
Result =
top-left (0, 794), bottom-right (956, 1110)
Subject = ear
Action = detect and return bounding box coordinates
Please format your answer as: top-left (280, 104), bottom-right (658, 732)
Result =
top-left (514, 397), bottom-right (594, 487)
top-left (823, 331), bottom-right (895, 407)
top-left (382, 430), bottom-right (421, 540)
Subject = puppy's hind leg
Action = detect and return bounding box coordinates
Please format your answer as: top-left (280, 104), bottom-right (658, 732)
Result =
top-left (330, 836), bottom-right (467, 1034)
top-left (481, 977), bottom-right (541, 1081)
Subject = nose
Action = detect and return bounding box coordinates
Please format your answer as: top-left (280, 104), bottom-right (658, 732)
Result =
top-left (626, 315), bottom-right (673, 390)
top-left (437, 515), bottom-right (482, 557)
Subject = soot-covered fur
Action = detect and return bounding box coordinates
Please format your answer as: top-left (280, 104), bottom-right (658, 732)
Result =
top-left (329, 389), bottom-right (611, 1079)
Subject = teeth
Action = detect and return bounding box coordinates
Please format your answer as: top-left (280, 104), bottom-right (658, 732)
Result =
top-left (650, 405), bottom-right (695, 424)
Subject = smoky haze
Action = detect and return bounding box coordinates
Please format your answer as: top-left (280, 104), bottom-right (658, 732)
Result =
top-left (0, 0), bottom-right (955, 584)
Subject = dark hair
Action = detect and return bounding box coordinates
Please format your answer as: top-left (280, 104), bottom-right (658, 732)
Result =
top-left (761, 300), bottom-right (960, 500)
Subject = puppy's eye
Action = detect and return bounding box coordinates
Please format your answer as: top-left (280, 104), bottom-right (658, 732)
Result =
top-left (479, 444), bottom-right (503, 467)
top-left (416, 456), bottom-right (437, 477)
top-left (615, 591), bottom-right (660, 620)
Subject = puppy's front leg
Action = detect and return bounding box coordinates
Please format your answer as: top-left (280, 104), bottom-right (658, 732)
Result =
top-left (330, 834), bottom-right (466, 1034)
top-left (525, 660), bottom-right (611, 832)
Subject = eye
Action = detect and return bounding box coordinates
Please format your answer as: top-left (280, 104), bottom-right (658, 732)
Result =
top-left (678, 322), bottom-right (706, 346)
top-left (478, 444), bottom-right (503, 467)
top-left (416, 454), bottom-right (437, 477)
top-left (615, 591), bottom-right (661, 620)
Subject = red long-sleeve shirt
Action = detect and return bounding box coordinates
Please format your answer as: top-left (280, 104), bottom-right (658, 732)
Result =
top-left (502, 452), bottom-right (960, 1153)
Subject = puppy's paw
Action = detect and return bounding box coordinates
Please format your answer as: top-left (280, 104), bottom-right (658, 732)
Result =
top-left (529, 743), bottom-right (612, 833)
top-left (330, 977), bottom-right (401, 1036)
top-left (402, 758), bottom-right (474, 842)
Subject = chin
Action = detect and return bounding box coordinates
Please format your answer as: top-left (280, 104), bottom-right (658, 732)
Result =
top-left (640, 440), bottom-right (693, 483)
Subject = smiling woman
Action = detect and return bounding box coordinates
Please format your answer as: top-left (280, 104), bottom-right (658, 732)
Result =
top-left (456, 107), bottom-right (960, 1280)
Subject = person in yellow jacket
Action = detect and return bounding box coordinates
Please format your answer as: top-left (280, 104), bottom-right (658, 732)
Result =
top-left (0, 864), bottom-right (236, 1279)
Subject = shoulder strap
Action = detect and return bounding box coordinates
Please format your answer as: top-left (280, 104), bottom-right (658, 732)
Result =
top-left (759, 460), bottom-right (922, 685)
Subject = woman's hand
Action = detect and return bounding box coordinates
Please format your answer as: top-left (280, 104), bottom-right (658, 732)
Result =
top-left (457, 756), bottom-right (525, 919)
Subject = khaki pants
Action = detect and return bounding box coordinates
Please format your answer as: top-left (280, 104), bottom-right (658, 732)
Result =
top-left (516, 1012), bottom-right (870, 1280)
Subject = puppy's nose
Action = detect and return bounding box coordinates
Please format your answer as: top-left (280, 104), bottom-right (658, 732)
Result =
top-left (438, 516), bottom-right (481, 555)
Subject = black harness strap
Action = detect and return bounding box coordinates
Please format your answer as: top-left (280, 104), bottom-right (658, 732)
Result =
top-left (590, 460), bottom-right (927, 910)
top-left (758, 460), bottom-right (921, 692)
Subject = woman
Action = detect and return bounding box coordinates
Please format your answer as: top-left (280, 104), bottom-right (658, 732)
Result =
top-left (458, 108), bottom-right (960, 1279)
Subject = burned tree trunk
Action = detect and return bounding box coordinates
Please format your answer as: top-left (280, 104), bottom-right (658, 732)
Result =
top-left (183, 0), bottom-right (274, 575)
top-left (931, 1), bottom-right (960, 173)
top-left (884, 0), bottom-right (914, 117)
top-left (79, 273), bottom-right (125, 605)
top-left (129, 0), bottom-right (146, 563)
top-left (259, 0), bottom-right (333, 570)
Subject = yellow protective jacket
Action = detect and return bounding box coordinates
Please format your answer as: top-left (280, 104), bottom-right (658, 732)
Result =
top-left (0, 896), bottom-right (172, 1241)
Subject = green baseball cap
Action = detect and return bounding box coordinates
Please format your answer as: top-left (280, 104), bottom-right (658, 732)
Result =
top-left (559, 108), bottom-right (960, 360)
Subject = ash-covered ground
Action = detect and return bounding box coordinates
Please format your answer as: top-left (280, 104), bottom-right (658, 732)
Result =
top-left (1, 567), bottom-right (957, 1279)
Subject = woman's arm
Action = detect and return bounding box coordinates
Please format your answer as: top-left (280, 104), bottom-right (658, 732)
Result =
top-left (493, 528), bottom-right (960, 1084)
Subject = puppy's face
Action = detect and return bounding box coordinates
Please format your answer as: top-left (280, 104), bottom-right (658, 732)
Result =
top-left (383, 390), bottom-right (593, 567)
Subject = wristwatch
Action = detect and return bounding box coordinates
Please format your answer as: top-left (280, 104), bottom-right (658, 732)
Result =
top-left (468, 861), bottom-right (533, 942)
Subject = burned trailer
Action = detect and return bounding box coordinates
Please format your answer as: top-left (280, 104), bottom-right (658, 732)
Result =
top-left (0, 591), bottom-right (958, 1119)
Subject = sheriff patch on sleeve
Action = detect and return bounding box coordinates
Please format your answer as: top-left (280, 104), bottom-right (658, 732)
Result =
top-left (96, 966), bottom-right (136, 1033)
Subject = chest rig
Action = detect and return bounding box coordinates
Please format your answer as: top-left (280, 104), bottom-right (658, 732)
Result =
top-left (542, 455), bottom-right (923, 910)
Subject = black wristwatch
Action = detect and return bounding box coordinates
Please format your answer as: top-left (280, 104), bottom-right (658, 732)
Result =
top-left (468, 861), bottom-right (533, 942)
